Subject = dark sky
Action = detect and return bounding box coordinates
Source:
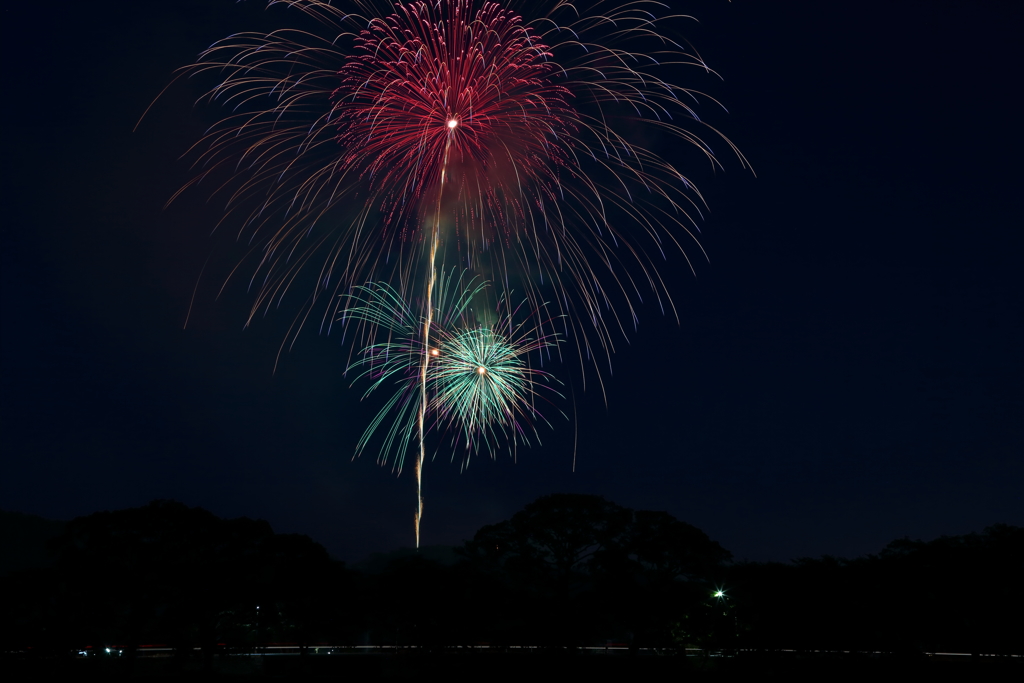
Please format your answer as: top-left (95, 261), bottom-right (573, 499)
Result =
top-left (2, 0), bottom-right (1021, 563)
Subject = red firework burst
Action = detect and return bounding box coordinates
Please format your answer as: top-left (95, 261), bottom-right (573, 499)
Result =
top-left (333, 0), bottom-right (573, 253)
top-left (156, 0), bottom-right (747, 370)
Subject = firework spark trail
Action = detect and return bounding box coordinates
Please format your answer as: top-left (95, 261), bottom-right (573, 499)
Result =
top-left (416, 127), bottom-right (455, 547)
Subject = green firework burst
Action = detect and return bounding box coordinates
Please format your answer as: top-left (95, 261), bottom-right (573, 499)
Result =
top-left (342, 273), bottom-right (562, 469)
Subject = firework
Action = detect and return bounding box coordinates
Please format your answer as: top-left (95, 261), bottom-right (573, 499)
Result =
top-left (152, 0), bottom-right (746, 544)
top-left (343, 270), bottom-right (562, 544)
top-left (160, 0), bottom-right (745, 365)
top-left (343, 273), bottom-right (562, 465)
top-left (431, 324), bottom-right (559, 455)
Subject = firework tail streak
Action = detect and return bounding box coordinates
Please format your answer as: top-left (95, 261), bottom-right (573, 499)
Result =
top-left (417, 129), bottom-right (454, 548)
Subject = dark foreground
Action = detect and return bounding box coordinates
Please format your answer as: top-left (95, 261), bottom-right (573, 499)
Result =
top-left (4, 500), bottom-right (1021, 679)
top-left (2, 651), bottom-right (1022, 682)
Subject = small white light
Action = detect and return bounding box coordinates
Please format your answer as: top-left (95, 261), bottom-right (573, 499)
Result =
top-left (477, 366), bottom-right (487, 375)
top-left (447, 119), bottom-right (458, 129)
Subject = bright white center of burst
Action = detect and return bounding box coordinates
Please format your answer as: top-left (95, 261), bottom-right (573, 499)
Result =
top-left (477, 366), bottom-right (487, 375)
top-left (430, 349), bottom-right (439, 356)
top-left (447, 119), bottom-right (458, 129)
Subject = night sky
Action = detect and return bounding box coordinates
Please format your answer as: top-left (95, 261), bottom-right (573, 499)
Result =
top-left (2, 0), bottom-right (1021, 564)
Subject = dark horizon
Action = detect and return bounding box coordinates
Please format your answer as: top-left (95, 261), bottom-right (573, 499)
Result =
top-left (3, 497), bottom-right (1021, 664)
top-left (2, 0), bottom-right (1022, 565)
top-left (1, 496), bottom-right (1018, 569)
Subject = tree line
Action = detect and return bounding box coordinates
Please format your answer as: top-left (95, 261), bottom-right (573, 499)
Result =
top-left (1, 496), bottom-right (1020, 656)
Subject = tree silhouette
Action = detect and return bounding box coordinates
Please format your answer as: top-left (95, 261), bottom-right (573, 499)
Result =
top-left (460, 494), bottom-right (730, 647)
top-left (0, 500), bottom-right (354, 658)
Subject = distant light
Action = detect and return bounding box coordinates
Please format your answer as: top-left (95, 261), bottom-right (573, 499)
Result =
top-left (447, 119), bottom-right (458, 129)
top-left (430, 348), bottom-right (439, 356)
top-left (477, 366), bottom-right (487, 375)
top-left (106, 648), bottom-right (111, 653)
